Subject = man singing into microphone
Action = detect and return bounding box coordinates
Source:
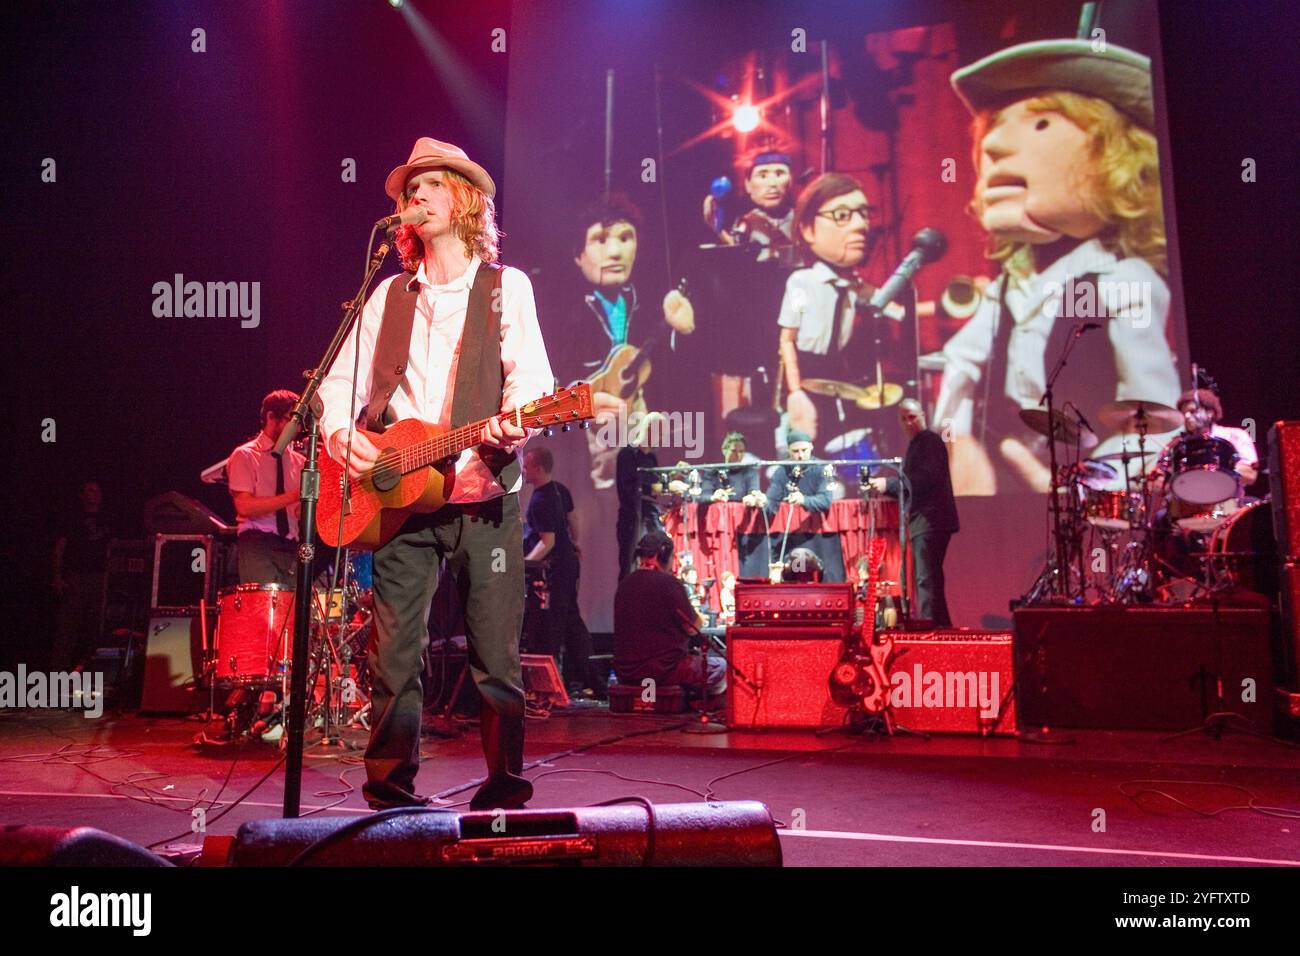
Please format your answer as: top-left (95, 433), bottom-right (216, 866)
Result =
top-left (318, 138), bottom-right (553, 811)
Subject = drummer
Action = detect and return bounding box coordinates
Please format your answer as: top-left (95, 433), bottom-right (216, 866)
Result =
top-left (1165, 389), bottom-right (1258, 485)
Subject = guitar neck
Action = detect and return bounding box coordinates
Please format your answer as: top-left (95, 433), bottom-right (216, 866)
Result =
top-left (394, 415), bottom-right (501, 475)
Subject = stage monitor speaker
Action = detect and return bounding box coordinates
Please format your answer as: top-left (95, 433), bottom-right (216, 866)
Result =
top-left (1280, 562), bottom-right (1300, 688)
top-left (727, 626), bottom-right (846, 729)
top-left (1014, 607), bottom-right (1275, 731)
top-left (0, 826), bottom-right (169, 867)
top-left (886, 629), bottom-right (1017, 735)
top-left (1268, 421), bottom-right (1300, 559)
top-left (217, 801), bottom-right (781, 867)
top-left (139, 614), bottom-right (203, 713)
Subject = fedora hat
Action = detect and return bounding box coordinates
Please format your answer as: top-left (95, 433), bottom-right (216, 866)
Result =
top-left (384, 137), bottom-right (496, 201)
top-left (951, 39), bottom-right (1153, 130)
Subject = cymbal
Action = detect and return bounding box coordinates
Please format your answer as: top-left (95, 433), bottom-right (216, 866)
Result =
top-left (802, 379), bottom-right (870, 402)
top-left (1097, 399), bottom-right (1182, 434)
top-left (1018, 408), bottom-right (1098, 449)
top-left (855, 383), bottom-right (904, 410)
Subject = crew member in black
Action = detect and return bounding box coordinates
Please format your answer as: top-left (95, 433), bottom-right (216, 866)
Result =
top-left (524, 447), bottom-right (596, 695)
top-left (615, 413), bottom-right (665, 580)
top-left (613, 531), bottom-right (725, 699)
top-left (51, 480), bottom-right (113, 671)
top-left (871, 399), bottom-right (959, 626)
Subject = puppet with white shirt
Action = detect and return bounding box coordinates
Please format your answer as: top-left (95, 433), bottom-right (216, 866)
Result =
top-left (932, 40), bottom-right (1181, 495)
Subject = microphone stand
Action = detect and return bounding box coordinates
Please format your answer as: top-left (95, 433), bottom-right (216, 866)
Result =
top-left (1041, 325), bottom-right (1092, 603)
top-left (275, 227), bottom-right (393, 818)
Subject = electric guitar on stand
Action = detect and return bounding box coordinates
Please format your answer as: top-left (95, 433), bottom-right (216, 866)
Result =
top-left (317, 384), bottom-right (594, 551)
top-left (828, 537), bottom-right (894, 727)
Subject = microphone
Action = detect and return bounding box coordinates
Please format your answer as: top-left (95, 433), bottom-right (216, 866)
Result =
top-left (709, 176), bottom-right (732, 233)
top-left (868, 227), bottom-right (947, 313)
top-left (374, 207), bottom-right (429, 235)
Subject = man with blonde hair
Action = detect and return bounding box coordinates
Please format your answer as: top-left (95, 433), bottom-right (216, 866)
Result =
top-left (319, 138), bottom-right (553, 811)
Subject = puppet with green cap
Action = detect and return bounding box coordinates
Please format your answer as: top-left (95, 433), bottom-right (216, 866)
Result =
top-left (933, 37), bottom-right (1181, 495)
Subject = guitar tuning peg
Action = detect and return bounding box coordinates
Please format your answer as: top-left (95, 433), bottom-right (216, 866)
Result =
top-left (541, 427), bottom-right (554, 438)
top-left (579, 420), bottom-right (590, 430)
top-left (561, 423), bottom-right (572, 432)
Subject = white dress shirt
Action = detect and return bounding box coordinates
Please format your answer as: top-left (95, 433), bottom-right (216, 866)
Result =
top-left (778, 260), bottom-right (863, 355)
top-left (933, 239), bottom-right (1180, 435)
top-left (227, 432), bottom-right (306, 537)
top-left (319, 257), bottom-right (554, 503)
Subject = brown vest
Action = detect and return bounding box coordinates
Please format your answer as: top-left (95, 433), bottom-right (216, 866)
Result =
top-left (365, 263), bottom-right (519, 490)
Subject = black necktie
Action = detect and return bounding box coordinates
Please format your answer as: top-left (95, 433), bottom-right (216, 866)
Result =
top-left (829, 280), bottom-right (851, 354)
top-left (273, 452), bottom-right (289, 537)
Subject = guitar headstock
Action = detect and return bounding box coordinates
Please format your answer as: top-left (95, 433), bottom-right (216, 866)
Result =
top-left (519, 383), bottom-right (595, 431)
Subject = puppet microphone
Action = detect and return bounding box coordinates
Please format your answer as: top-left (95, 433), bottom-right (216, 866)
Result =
top-left (868, 227), bottom-right (948, 313)
top-left (374, 207), bottom-right (429, 234)
top-left (709, 176), bottom-right (733, 233)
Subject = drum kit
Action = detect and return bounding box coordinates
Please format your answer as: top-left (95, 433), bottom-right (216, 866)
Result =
top-left (198, 552), bottom-right (374, 746)
top-left (1022, 397), bottom-right (1272, 606)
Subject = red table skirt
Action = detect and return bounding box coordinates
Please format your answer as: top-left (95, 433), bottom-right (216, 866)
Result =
top-left (661, 499), bottom-right (902, 610)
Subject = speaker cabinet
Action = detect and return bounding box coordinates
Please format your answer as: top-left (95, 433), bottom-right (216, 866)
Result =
top-left (886, 629), bottom-right (1017, 735)
top-left (139, 614), bottom-right (203, 713)
top-left (1268, 421), bottom-right (1300, 559)
top-left (1014, 607), bottom-right (1275, 731)
top-left (727, 626), bottom-right (846, 729)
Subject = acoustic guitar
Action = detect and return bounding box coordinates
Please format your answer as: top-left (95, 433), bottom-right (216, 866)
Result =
top-left (317, 384), bottom-right (594, 551)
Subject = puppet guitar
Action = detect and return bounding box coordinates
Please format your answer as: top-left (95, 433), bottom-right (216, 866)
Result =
top-left (317, 384), bottom-right (594, 551)
top-left (584, 279), bottom-right (689, 403)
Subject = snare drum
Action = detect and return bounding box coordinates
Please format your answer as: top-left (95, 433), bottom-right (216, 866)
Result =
top-left (1168, 435), bottom-right (1239, 505)
top-left (1082, 488), bottom-right (1146, 530)
top-left (1168, 495), bottom-right (1239, 534)
top-left (214, 583), bottom-right (295, 685)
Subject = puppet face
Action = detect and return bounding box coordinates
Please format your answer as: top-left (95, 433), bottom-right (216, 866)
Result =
top-left (745, 162), bottom-right (793, 212)
top-left (975, 99), bottom-right (1106, 244)
top-left (576, 220), bottom-right (637, 290)
top-left (800, 188), bottom-right (869, 268)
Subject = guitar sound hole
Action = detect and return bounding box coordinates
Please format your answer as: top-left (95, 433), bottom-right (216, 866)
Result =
top-left (371, 450), bottom-right (401, 492)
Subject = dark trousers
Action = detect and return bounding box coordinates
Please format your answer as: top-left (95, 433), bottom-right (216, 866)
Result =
top-left (237, 530), bottom-right (297, 587)
top-left (911, 530), bottom-right (953, 627)
top-left (365, 495), bottom-right (525, 806)
top-left (51, 571), bottom-right (104, 671)
top-left (541, 554), bottom-right (595, 689)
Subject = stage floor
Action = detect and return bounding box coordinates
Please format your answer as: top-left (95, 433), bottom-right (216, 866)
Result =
top-left (2, 705), bottom-right (1297, 867)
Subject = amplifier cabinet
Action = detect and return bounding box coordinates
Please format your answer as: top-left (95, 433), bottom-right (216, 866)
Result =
top-left (733, 582), bottom-right (853, 632)
top-left (727, 626), bottom-right (847, 729)
top-left (1014, 607), bottom-right (1275, 731)
top-left (886, 629), bottom-right (1017, 735)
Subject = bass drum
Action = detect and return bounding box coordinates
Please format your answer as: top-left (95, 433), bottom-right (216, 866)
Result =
top-left (1206, 499), bottom-right (1277, 594)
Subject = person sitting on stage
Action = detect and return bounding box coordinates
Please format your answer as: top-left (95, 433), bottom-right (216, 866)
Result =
top-left (1166, 389), bottom-right (1259, 485)
top-left (613, 531), bottom-right (726, 700)
top-left (227, 389), bottom-right (305, 587)
top-left (523, 447), bottom-right (597, 697)
top-left (702, 146), bottom-right (796, 260)
top-left (751, 430), bottom-right (831, 515)
top-left (699, 431), bottom-right (762, 502)
top-left (870, 399), bottom-right (960, 627)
